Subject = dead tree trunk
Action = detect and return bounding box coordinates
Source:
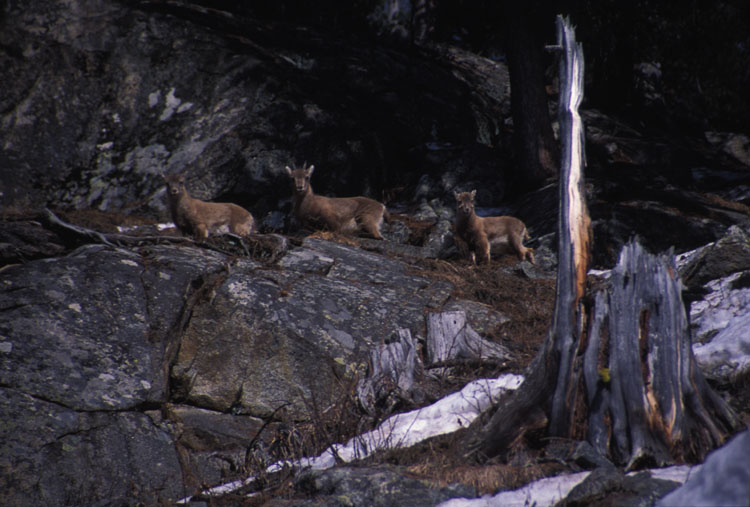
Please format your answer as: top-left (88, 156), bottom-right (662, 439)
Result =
top-left (467, 16), bottom-right (741, 467)
top-left (585, 242), bottom-right (741, 467)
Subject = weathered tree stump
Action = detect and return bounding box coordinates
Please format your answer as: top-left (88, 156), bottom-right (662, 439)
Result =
top-left (425, 311), bottom-right (512, 368)
top-left (584, 242), bottom-right (741, 467)
top-left (357, 329), bottom-right (419, 416)
top-left (467, 16), bottom-right (741, 467)
top-left (357, 312), bottom-right (513, 416)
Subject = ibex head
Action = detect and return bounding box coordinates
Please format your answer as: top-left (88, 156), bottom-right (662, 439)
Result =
top-left (163, 173), bottom-right (188, 199)
top-left (285, 163), bottom-right (315, 194)
top-left (454, 190), bottom-right (477, 216)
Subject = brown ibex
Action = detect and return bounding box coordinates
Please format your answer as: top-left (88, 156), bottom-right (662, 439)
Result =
top-left (285, 163), bottom-right (388, 239)
top-left (454, 190), bottom-right (534, 265)
top-left (163, 173), bottom-right (255, 240)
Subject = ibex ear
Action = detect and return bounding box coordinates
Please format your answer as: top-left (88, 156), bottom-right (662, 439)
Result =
top-left (284, 166), bottom-right (293, 177)
top-left (454, 191), bottom-right (460, 200)
top-left (307, 165), bottom-right (315, 175)
top-left (470, 189), bottom-right (476, 199)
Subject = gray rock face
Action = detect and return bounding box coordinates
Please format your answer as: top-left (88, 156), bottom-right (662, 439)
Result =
top-left (166, 404), bottom-right (273, 488)
top-left (0, 242), bottom-right (233, 502)
top-left (171, 238), bottom-right (453, 419)
top-left (295, 466), bottom-right (476, 507)
top-left (0, 388), bottom-right (183, 506)
top-left (657, 429), bottom-right (750, 507)
top-left (2, 0), bottom-right (285, 214)
top-left (0, 245), bottom-right (167, 410)
top-left (563, 467), bottom-right (681, 507)
top-left (680, 225), bottom-right (750, 288)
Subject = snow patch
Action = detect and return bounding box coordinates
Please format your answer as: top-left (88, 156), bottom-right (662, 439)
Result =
top-left (116, 222), bottom-right (175, 233)
top-left (646, 464), bottom-right (701, 484)
top-left (690, 271), bottom-right (750, 380)
top-left (159, 88), bottom-right (193, 121)
top-left (308, 374), bottom-right (524, 465)
top-left (690, 271), bottom-right (750, 340)
top-left (148, 90), bottom-right (160, 107)
top-left (441, 465), bottom-right (701, 507)
top-left (440, 471), bottom-right (591, 507)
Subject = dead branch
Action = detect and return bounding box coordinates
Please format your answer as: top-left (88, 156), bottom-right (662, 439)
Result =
top-left (42, 208), bottom-right (288, 262)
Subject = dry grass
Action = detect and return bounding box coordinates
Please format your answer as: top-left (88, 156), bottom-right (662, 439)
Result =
top-left (360, 428), bottom-right (567, 496)
top-left (411, 256), bottom-right (555, 368)
top-left (411, 462), bottom-right (565, 495)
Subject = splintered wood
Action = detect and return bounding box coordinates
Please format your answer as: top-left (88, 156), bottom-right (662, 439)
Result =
top-left (548, 13), bottom-right (591, 437)
top-left (556, 13), bottom-right (591, 307)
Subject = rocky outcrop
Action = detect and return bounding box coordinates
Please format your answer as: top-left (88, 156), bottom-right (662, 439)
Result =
top-left (0, 224), bottom-right (520, 503)
top-left (0, 244), bottom-right (175, 411)
top-left (170, 237), bottom-right (454, 420)
top-left (0, 0), bottom-right (513, 222)
top-left (0, 242), bottom-right (223, 502)
top-left (0, 388), bottom-right (183, 505)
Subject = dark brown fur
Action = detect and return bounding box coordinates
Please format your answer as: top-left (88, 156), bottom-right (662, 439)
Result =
top-left (454, 190), bottom-right (534, 265)
top-left (285, 163), bottom-right (388, 239)
top-left (163, 173), bottom-right (255, 240)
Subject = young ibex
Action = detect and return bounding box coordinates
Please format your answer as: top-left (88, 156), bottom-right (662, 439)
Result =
top-left (285, 163), bottom-right (388, 240)
top-left (163, 173), bottom-right (255, 240)
top-left (454, 190), bottom-right (534, 265)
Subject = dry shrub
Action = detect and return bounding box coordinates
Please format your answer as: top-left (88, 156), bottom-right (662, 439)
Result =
top-left (307, 229), bottom-right (361, 247)
top-left (412, 463), bottom-right (564, 495)
top-left (365, 428), bottom-right (566, 496)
